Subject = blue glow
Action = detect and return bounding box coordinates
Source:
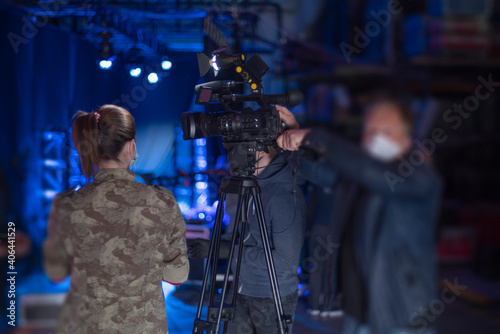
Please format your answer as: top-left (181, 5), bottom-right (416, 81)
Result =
top-left (161, 60), bottom-right (172, 70)
top-left (194, 174), bottom-right (206, 181)
top-left (167, 42), bottom-right (204, 51)
top-left (195, 182), bottom-right (208, 190)
top-left (195, 158), bottom-right (207, 169)
top-left (42, 189), bottom-right (58, 199)
top-left (43, 132), bottom-right (64, 140)
top-left (175, 188), bottom-right (192, 196)
top-left (177, 201), bottom-right (190, 213)
top-left (196, 193), bottom-right (208, 205)
top-left (129, 67), bottom-right (142, 77)
top-left (195, 138), bottom-right (206, 146)
top-left (198, 212), bottom-right (206, 219)
top-left (148, 72), bottom-right (159, 84)
top-left (99, 59), bottom-right (113, 70)
top-left (43, 159), bottom-right (63, 167)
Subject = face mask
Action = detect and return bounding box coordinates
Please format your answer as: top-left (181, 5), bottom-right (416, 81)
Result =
top-left (129, 142), bottom-right (139, 168)
top-left (365, 133), bottom-right (402, 162)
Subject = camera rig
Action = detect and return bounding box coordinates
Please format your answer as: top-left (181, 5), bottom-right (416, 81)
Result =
top-left (182, 48), bottom-right (302, 176)
top-left (183, 50), bottom-right (301, 334)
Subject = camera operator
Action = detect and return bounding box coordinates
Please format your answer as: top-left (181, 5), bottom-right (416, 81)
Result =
top-left (188, 147), bottom-right (307, 334)
top-left (276, 102), bottom-right (442, 334)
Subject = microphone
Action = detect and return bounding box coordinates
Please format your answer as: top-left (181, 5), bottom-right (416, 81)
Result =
top-left (262, 89), bottom-right (304, 108)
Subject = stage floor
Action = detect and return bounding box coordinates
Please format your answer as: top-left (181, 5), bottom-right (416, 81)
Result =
top-left (165, 265), bottom-right (500, 334)
top-left (6, 265), bottom-right (500, 334)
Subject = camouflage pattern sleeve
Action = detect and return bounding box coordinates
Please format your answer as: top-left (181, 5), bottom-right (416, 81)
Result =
top-left (43, 190), bottom-right (73, 282)
top-left (153, 187), bottom-right (190, 284)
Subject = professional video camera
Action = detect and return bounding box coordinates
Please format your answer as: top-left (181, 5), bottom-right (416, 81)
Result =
top-left (181, 48), bottom-right (303, 176)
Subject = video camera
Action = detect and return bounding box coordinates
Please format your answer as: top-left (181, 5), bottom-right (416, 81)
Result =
top-left (181, 49), bottom-right (303, 176)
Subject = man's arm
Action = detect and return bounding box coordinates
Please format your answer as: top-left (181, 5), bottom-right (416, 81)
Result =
top-left (284, 150), bottom-right (337, 187)
top-left (302, 129), bottom-right (441, 199)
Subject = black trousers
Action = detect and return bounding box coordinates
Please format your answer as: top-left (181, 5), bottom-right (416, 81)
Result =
top-left (227, 290), bottom-right (298, 334)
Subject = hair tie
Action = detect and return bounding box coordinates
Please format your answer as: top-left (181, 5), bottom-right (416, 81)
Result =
top-left (95, 112), bottom-right (101, 123)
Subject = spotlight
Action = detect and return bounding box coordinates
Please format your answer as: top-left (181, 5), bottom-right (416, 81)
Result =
top-left (161, 59), bottom-right (172, 70)
top-left (98, 55), bottom-right (116, 70)
top-left (99, 59), bottom-right (113, 70)
top-left (147, 72), bottom-right (159, 84)
top-left (129, 67), bottom-right (142, 77)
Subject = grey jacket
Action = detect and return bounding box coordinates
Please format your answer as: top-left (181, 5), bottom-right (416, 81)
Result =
top-left (224, 154), bottom-right (307, 298)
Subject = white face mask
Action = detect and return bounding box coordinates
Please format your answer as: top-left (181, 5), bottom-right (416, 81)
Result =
top-left (129, 142), bottom-right (139, 168)
top-left (365, 133), bottom-right (402, 162)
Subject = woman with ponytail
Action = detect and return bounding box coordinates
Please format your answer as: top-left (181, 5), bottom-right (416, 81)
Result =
top-left (43, 104), bottom-right (189, 334)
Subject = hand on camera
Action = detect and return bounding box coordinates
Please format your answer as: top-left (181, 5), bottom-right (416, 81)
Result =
top-left (276, 105), bottom-right (300, 130)
top-left (277, 129), bottom-right (311, 151)
top-left (187, 238), bottom-right (210, 260)
top-left (275, 105), bottom-right (311, 151)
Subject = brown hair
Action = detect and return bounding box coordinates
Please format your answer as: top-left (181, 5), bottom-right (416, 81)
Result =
top-left (365, 100), bottom-right (415, 135)
top-left (72, 104), bottom-right (136, 179)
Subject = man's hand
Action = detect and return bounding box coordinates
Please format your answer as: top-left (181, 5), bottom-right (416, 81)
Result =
top-left (276, 105), bottom-right (300, 130)
top-left (187, 238), bottom-right (210, 260)
top-left (277, 129), bottom-right (311, 151)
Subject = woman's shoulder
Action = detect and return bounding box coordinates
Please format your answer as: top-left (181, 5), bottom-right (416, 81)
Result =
top-left (149, 184), bottom-right (175, 198)
top-left (137, 184), bottom-right (177, 208)
top-left (53, 186), bottom-right (77, 204)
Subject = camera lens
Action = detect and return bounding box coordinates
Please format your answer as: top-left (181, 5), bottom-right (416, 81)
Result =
top-left (182, 112), bottom-right (204, 140)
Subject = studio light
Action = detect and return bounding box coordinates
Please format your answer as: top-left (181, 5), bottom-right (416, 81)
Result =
top-left (98, 55), bottom-right (116, 70)
top-left (99, 59), bottom-right (113, 70)
top-left (161, 59), bottom-right (172, 70)
top-left (147, 72), bottom-right (159, 84)
top-left (129, 67), bottom-right (142, 77)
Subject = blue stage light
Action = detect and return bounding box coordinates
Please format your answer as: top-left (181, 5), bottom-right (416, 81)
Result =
top-left (98, 55), bottom-right (116, 70)
top-left (147, 72), bottom-right (159, 84)
top-left (99, 59), bottom-right (113, 70)
top-left (129, 67), bottom-right (141, 77)
top-left (161, 60), bottom-right (172, 70)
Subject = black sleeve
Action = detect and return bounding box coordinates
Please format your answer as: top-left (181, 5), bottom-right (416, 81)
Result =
top-left (282, 150), bottom-right (337, 187)
top-left (302, 129), bottom-right (442, 200)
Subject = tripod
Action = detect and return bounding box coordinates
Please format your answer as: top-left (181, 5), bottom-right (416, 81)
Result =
top-left (192, 142), bottom-right (290, 334)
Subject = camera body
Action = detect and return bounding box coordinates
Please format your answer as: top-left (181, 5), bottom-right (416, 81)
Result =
top-left (182, 104), bottom-right (281, 146)
top-left (181, 50), bottom-right (302, 176)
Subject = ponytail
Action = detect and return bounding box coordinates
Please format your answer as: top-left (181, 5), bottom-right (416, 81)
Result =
top-left (72, 111), bottom-right (100, 179)
top-left (71, 105), bottom-right (136, 180)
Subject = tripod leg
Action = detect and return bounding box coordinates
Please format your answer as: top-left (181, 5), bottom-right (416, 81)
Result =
top-left (252, 189), bottom-right (288, 334)
top-left (208, 193), bottom-right (226, 309)
top-left (221, 191), bottom-right (248, 334)
top-left (229, 192), bottom-right (249, 308)
top-left (212, 188), bottom-right (248, 333)
top-left (194, 191), bottom-right (226, 332)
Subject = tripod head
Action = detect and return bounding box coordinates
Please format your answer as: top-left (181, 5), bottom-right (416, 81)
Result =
top-left (223, 141), bottom-right (269, 177)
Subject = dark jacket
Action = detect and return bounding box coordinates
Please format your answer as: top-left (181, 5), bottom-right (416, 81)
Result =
top-left (297, 129), bottom-right (443, 334)
top-left (224, 153), bottom-right (307, 298)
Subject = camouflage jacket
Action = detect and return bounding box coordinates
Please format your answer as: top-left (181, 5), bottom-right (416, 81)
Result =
top-left (43, 168), bottom-right (189, 334)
